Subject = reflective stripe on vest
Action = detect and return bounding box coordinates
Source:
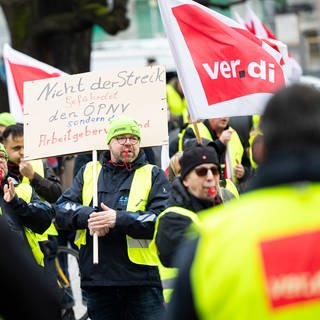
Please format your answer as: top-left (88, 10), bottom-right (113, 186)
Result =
top-left (77, 161), bottom-right (159, 266)
top-left (22, 159), bottom-right (58, 239)
top-left (15, 183), bottom-right (44, 266)
top-left (151, 206), bottom-right (200, 302)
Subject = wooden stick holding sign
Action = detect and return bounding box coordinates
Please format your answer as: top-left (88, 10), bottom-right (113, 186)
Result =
top-left (92, 149), bottom-right (99, 264)
top-left (193, 122), bottom-right (203, 145)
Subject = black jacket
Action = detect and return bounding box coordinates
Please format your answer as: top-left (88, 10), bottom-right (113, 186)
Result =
top-left (0, 217), bottom-right (61, 320)
top-left (55, 150), bottom-right (171, 288)
top-left (155, 177), bottom-right (232, 268)
top-left (0, 175), bottom-right (54, 261)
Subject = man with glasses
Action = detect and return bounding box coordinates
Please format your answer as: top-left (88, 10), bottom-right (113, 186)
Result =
top-left (152, 144), bottom-right (234, 302)
top-left (155, 143), bottom-right (234, 269)
top-left (55, 115), bottom-right (170, 320)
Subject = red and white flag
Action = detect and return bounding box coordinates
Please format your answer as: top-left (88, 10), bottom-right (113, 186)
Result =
top-left (244, 5), bottom-right (276, 40)
top-left (3, 43), bottom-right (66, 123)
top-left (243, 5), bottom-right (302, 82)
top-left (158, 0), bottom-right (287, 121)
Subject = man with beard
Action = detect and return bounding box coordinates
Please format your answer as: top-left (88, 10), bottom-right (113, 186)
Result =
top-left (153, 144), bottom-right (234, 302)
top-left (55, 116), bottom-right (170, 320)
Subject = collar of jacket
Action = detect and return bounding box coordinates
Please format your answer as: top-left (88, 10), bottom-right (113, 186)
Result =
top-left (7, 162), bottom-right (22, 181)
top-left (248, 149), bottom-right (320, 191)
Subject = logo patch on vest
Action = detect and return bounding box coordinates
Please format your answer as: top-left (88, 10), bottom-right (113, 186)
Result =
top-left (260, 230), bottom-right (320, 309)
top-left (118, 195), bottom-right (128, 208)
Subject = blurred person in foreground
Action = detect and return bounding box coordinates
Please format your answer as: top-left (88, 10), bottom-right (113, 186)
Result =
top-left (165, 84), bottom-right (320, 319)
top-left (0, 216), bottom-right (61, 319)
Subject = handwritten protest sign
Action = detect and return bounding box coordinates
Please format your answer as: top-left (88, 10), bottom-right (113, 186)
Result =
top-left (24, 65), bottom-right (168, 160)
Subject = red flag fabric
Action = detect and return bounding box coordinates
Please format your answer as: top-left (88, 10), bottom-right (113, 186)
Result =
top-left (244, 5), bottom-right (276, 40)
top-left (243, 5), bottom-right (302, 82)
top-left (158, 0), bottom-right (287, 121)
top-left (3, 43), bottom-right (66, 123)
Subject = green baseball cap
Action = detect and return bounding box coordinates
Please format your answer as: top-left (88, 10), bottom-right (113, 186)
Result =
top-left (106, 116), bottom-right (141, 144)
top-left (0, 143), bottom-right (8, 161)
top-left (0, 112), bottom-right (16, 127)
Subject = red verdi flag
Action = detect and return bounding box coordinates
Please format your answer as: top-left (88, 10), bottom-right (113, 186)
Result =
top-left (158, 0), bottom-right (287, 121)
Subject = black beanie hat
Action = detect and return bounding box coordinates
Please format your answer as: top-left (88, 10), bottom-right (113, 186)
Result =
top-left (180, 144), bottom-right (220, 180)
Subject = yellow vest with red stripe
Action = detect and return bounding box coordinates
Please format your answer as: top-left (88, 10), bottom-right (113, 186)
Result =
top-left (192, 184), bottom-right (320, 319)
top-left (76, 161), bottom-right (160, 266)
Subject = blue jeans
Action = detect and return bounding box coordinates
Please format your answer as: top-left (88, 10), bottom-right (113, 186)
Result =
top-left (86, 286), bottom-right (164, 320)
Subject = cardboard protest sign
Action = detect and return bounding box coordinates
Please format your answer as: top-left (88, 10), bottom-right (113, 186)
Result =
top-left (24, 65), bottom-right (168, 160)
top-left (158, 0), bottom-right (287, 121)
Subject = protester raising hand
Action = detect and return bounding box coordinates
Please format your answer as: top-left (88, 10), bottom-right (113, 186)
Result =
top-left (3, 177), bottom-right (16, 202)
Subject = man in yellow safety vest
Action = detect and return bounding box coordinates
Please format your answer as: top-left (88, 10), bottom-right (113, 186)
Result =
top-left (55, 115), bottom-right (170, 320)
top-left (153, 143), bottom-right (235, 302)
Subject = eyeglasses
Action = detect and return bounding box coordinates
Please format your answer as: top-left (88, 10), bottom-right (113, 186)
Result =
top-left (115, 136), bottom-right (140, 145)
top-left (0, 154), bottom-right (8, 162)
top-left (194, 166), bottom-right (219, 177)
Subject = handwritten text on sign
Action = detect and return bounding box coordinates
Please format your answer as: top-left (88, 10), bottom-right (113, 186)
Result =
top-left (24, 66), bottom-right (168, 160)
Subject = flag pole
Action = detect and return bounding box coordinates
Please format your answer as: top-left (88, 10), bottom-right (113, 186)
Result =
top-left (92, 149), bottom-right (99, 264)
top-left (193, 121), bottom-right (203, 145)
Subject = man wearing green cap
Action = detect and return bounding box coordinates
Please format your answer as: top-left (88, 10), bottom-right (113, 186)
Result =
top-left (55, 115), bottom-right (171, 320)
top-left (0, 112), bottom-right (15, 137)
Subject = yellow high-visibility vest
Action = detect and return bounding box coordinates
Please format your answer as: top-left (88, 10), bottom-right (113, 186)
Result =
top-left (166, 83), bottom-right (188, 117)
top-left (14, 183), bottom-right (44, 266)
top-left (151, 206), bottom-right (201, 302)
top-left (76, 161), bottom-right (160, 266)
top-left (21, 159), bottom-right (58, 240)
top-left (192, 184), bottom-right (320, 319)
